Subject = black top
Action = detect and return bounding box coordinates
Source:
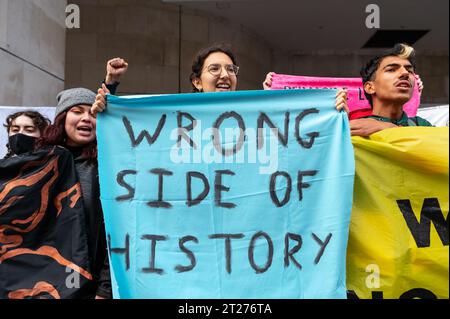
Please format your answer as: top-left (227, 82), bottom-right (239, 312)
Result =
top-left (67, 147), bottom-right (111, 298)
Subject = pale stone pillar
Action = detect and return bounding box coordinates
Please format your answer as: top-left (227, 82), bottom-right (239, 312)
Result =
top-left (0, 0), bottom-right (67, 106)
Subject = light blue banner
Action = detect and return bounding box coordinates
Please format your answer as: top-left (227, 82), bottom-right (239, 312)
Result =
top-left (97, 89), bottom-right (355, 299)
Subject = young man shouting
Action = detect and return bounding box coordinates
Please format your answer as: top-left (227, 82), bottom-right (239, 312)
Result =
top-left (350, 43), bottom-right (432, 136)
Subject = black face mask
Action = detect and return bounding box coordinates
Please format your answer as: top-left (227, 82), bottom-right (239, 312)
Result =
top-left (8, 133), bottom-right (38, 155)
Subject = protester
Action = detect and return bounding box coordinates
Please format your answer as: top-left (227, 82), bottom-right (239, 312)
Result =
top-left (38, 88), bottom-right (111, 299)
top-left (189, 44), bottom-right (239, 93)
top-left (92, 44), bottom-right (348, 113)
top-left (349, 43), bottom-right (433, 136)
top-left (1, 110), bottom-right (92, 299)
top-left (3, 111), bottom-right (50, 159)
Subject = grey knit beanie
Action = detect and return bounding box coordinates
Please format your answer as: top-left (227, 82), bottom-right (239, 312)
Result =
top-left (56, 88), bottom-right (96, 117)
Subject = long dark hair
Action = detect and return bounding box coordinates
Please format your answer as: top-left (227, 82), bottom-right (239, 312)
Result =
top-left (3, 110), bottom-right (51, 158)
top-left (190, 44), bottom-right (238, 93)
top-left (37, 111), bottom-right (97, 162)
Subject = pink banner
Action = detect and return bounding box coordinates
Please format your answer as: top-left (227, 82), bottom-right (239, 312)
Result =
top-left (271, 73), bottom-right (421, 119)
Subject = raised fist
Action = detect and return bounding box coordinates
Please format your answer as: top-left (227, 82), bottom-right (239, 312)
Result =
top-left (105, 57), bottom-right (129, 84)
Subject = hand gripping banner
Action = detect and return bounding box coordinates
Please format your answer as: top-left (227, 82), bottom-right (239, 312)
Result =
top-left (97, 89), bottom-right (355, 299)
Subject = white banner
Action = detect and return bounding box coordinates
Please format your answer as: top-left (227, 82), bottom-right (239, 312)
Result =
top-left (0, 107), bottom-right (55, 158)
top-left (417, 105), bottom-right (449, 127)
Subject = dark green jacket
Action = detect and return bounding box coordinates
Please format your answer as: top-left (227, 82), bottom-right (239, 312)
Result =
top-left (364, 112), bottom-right (433, 127)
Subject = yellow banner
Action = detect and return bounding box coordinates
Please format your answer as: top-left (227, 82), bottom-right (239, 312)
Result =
top-left (347, 127), bottom-right (449, 299)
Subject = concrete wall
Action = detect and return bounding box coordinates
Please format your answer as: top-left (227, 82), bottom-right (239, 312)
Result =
top-left (0, 0), bottom-right (67, 106)
top-left (65, 0), bottom-right (448, 104)
top-left (65, 0), bottom-right (273, 94)
top-left (0, 1), bottom-right (447, 106)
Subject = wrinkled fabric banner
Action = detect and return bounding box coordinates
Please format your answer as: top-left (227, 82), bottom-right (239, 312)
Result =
top-left (417, 105), bottom-right (449, 127)
top-left (97, 89), bottom-right (355, 299)
top-left (270, 73), bottom-right (421, 118)
top-left (0, 146), bottom-right (93, 299)
top-left (347, 127), bottom-right (449, 299)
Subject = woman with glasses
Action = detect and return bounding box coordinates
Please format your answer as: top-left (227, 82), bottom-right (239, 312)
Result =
top-left (92, 44), bottom-right (347, 112)
top-left (188, 44), bottom-right (347, 111)
top-left (190, 44), bottom-right (239, 93)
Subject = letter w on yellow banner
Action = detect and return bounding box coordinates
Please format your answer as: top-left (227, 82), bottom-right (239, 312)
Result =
top-left (347, 127), bottom-right (449, 299)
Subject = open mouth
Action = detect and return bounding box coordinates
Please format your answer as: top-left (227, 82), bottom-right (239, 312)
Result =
top-left (216, 83), bottom-right (231, 90)
top-left (76, 126), bottom-right (93, 134)
top-left (396, 81), bottom-right (412, 89)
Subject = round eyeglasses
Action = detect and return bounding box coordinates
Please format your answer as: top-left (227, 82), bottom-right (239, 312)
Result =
top-left (204, 64), bottom-right (240, 77)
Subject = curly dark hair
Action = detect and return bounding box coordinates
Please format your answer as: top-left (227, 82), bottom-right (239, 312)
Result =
top-left (3, 111), bottom-right (51, 158)
top-left (190, 44), bottom-right (238, 93)
top-left (361, 43), bottom-right (417, 107)
top-left (4, 110), bottom-right (51, 134)
top-left (37, 111), bottom-right (97, 162)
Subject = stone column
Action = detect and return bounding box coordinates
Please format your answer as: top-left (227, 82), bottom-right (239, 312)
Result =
top-left (0, 0), bottom-right (67, 106)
